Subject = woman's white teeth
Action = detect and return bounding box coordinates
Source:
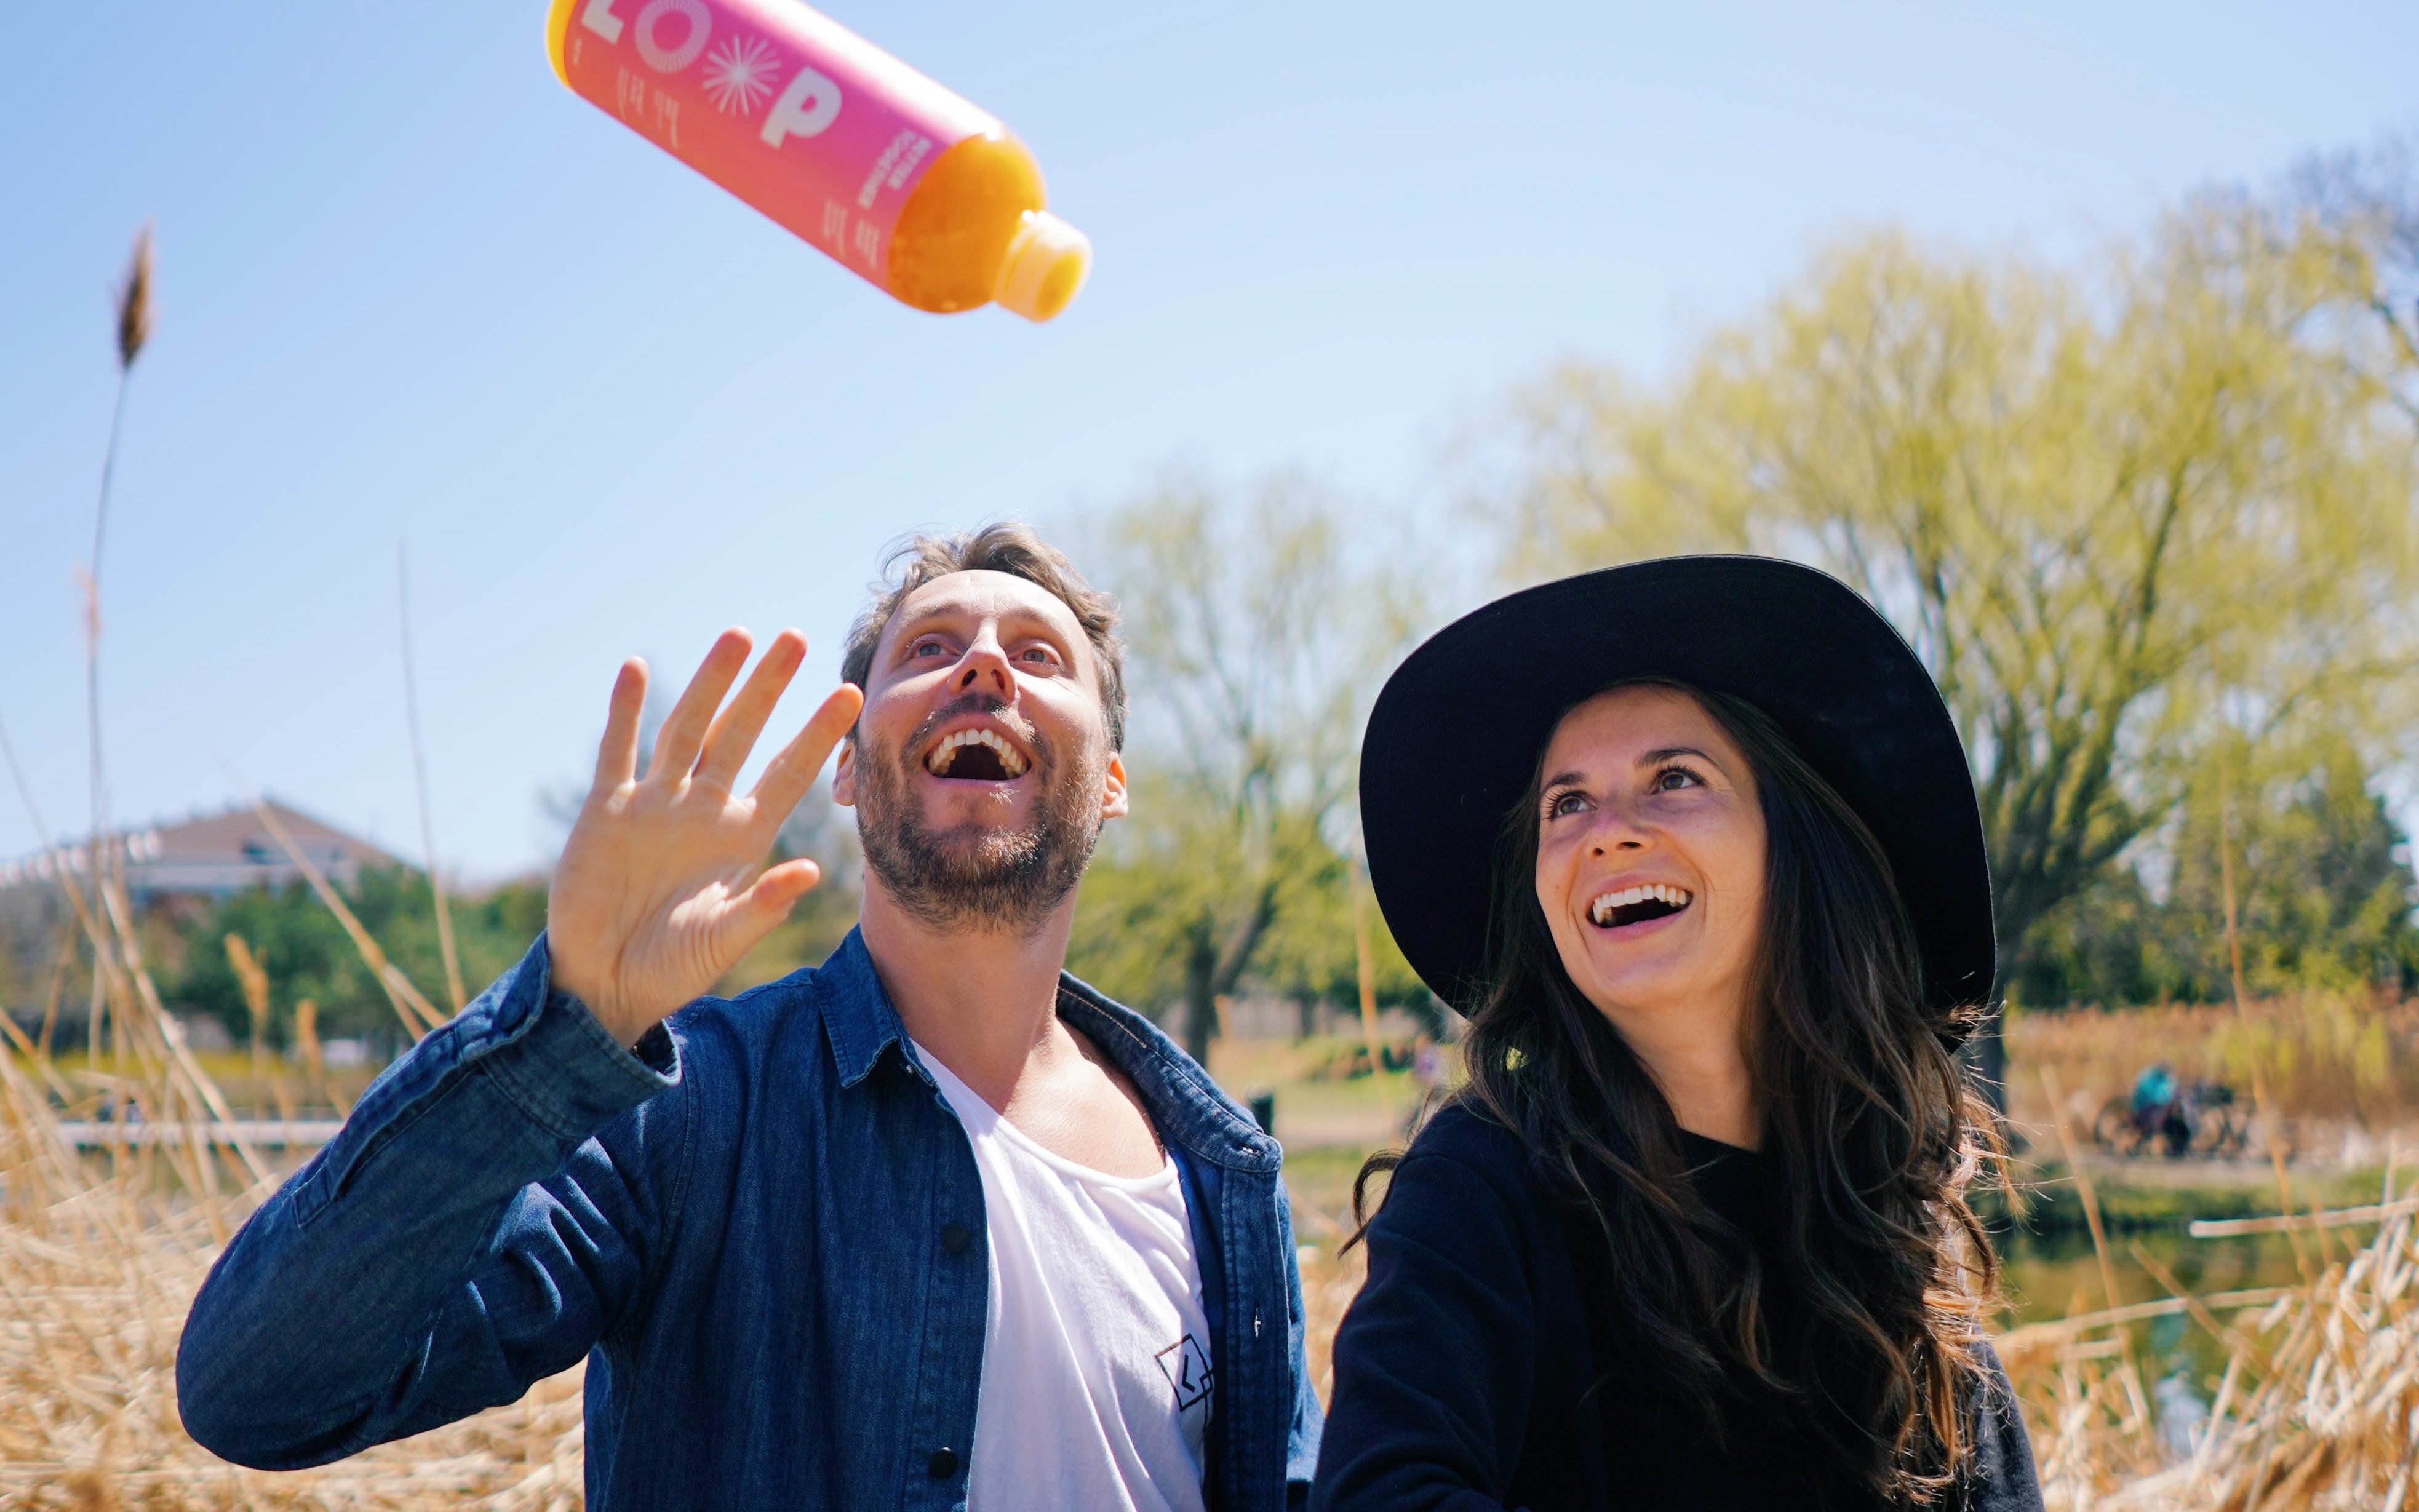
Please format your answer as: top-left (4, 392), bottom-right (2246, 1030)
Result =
top-left (926, 728), bottom-right (1029, 777)
top-left (1589, 883), bottom-right (1694, 925)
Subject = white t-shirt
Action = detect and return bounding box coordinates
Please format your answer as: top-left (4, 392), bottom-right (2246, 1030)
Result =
top-left (914, 1042), bottom-right (1213, 1512)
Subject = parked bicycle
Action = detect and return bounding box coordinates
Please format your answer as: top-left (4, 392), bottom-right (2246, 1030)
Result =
top-left (2089, 1063), bottom-right (2249, 1158)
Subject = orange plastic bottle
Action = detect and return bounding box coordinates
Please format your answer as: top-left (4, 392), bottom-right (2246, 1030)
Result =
top-left (548, 0), bottom-right (1090, 322)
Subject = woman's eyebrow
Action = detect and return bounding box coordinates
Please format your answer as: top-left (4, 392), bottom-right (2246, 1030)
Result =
top-left (1540, 769), bottom-right (1587, 790)
top-left (1635, 746), bottom-right (1715, 767)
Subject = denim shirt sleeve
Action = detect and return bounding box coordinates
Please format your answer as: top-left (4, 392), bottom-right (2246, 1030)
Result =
top-left (177, 934), bottom-right (687, 1470)
top-left (1280, 1172), bottom-right (1325, 1510)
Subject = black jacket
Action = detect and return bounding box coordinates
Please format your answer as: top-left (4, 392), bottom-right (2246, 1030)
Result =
top-left (1311, 1102), bottom-right (2044, 1511)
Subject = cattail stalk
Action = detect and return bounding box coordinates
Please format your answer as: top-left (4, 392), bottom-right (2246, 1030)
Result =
top-left (2220, 761), bottom-right (2314, 1284)
top-left (226, 934), bottom-right (271, 1118)
top-left (84, 225), bottom-right (153, 1068)
top-left (295, 997), bottom-right (325, 1108)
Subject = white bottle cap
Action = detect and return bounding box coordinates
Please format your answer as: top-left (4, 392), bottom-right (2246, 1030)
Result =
top-left (995, 211), bottom-right (1091, 323)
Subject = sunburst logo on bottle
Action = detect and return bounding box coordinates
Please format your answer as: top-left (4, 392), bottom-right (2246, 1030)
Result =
top-left (549, 0), bottom-right (1090, 322)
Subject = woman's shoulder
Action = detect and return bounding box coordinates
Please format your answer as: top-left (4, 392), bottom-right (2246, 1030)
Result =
top-left (1386, 1095), bottom-right (1640, 1259)
top-left (1356, 1096), bottom-right (1580, 1312)
top-left (1391, 1096), bottom-right (1553, 1208)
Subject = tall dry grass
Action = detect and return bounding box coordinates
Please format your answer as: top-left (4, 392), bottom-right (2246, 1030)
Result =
top-left (1994, 1186), bottom-right (2419, 1511)
top-left (0, 1067), bottom-right (588, 1510)
top-left (5, 824), bottom-right (2416, 1506)
top-left (1296, 1184), bottom-right (2419, 1511)
top-left (0, 829), bottom-right (586, 1509)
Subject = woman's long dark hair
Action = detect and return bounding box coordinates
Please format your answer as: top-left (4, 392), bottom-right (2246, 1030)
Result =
top-left (1350, 680), bottom-right (2001, 1506)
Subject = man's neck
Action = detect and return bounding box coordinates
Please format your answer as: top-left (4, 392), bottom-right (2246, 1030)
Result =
top-left (856, 881), bottom-right (1083, 1108)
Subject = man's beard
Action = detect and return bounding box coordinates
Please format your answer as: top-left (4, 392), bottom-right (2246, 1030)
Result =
top-left (852, 696), bottom-right (1106, 936)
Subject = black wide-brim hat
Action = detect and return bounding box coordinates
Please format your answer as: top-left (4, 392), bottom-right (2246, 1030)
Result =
top-left (1360, 555), bottom-right (1995, 1015)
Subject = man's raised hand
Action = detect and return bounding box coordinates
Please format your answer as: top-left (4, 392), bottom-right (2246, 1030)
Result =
top-left (548, 629), bottom-right (863, 1046)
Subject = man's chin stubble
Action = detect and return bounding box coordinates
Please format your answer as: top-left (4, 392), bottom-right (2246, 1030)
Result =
top-left (853, 743), bottom-right (1102, 936)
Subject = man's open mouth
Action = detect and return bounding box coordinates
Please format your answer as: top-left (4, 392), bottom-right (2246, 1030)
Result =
top-left (1588, 883), bottom-right (1693, 930)
top-left (923, 727), bottom-right (1031, 781)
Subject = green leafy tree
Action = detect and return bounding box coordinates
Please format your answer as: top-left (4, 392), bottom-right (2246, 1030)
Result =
top-left (1252, 847), bottom-right (1431, 1029)
top-left (170, 868), bottom-right (546, 1055)
top-left (2163, 742), bottom-right (2418, 1000)
top-left (2018, 738), bottom-right (2419, 1005)
top-left (1479, 189), bottom-right (2419, 1097)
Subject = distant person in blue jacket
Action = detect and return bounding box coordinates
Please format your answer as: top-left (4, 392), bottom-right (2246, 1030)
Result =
top-left (178, 523), bottom-right (1320, 1511)
top-left (2133, 1061), bottom-right (2190, 1154)
top-left (1317, 557), bottom-right (2042, 1511)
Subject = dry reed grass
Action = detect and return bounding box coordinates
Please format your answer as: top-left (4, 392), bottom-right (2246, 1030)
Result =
top-left (0, 834), bottom-right (587, 1510)
top-left (1295, 1158), bottom-right (2419, 1511)
top-left (1996, 1184), bottom-right (2419, 1511)
top-left (5, 843), bottom-right (2413, 1507)
top-left (0, 1069), bottom-right (588, 1510)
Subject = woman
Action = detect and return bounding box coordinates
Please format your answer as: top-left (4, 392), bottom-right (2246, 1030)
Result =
top-left (1314, 557), bottom-right (2042, 1511)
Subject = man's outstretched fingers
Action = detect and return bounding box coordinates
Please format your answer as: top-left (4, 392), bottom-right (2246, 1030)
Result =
top-left (647, 629), bottom-right (752, 784)
top-left (751, 684), bottom-right (866, 824)
top-left (693, 629), bottom-right (807, 792)
top-left (593, 658), bottom-right (650, 794)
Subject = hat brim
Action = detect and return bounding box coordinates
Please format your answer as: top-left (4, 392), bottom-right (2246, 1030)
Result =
top-left (1360, 555), bottom-right (1995, 1016)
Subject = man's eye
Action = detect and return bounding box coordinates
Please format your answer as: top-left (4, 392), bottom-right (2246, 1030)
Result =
top-left (1018, 647), bottom-right (1057, 666)
top-left (912, 641), bottom-right (947, 658)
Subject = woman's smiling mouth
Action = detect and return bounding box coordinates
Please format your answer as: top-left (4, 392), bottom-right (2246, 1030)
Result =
top-left (1588, 883), bottom-right (1694, 931)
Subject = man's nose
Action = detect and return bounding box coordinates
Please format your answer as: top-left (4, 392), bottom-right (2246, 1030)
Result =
top-left (954, 634), bottom-right (1015, 698)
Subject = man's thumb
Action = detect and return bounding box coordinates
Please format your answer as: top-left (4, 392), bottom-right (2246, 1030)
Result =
top-left (735, 858), bottom-right (823, 929)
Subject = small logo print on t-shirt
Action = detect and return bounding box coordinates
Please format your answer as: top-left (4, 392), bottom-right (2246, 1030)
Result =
top-left (1157, 1333), bottom-right (1213, 1412)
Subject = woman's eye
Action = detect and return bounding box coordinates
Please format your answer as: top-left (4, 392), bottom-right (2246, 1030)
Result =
top-left (1546, 791), bottom-right (1588, 818)
top-left (1652, 766), bottom-right (1703, 792)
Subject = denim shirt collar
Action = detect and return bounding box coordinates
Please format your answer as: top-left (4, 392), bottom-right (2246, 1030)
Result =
top-left (813, 927), bottom-right (1280, 1176)
top-left (813, 927), bottom-right (915, 1091)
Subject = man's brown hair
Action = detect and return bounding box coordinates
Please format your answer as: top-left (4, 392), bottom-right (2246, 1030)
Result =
top-left (840, 522), bottom-right (1128, 751)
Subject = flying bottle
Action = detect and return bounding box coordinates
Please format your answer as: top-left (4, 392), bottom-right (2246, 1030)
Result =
top-left (548, 0), bottom-right (1090, 322)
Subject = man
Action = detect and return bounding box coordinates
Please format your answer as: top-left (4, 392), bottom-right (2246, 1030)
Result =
top-left (178, 524), bottom-right (1322, 1510)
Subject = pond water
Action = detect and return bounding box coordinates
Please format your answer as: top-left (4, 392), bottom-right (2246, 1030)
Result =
top-left (1995, 1225), bottom-right (2318, 1427)
top-left (1999, 1227), bottom-right (2311, 1326)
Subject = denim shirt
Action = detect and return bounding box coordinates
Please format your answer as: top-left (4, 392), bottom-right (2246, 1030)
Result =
top-left (177, 929), bottom-right (1323, 1510)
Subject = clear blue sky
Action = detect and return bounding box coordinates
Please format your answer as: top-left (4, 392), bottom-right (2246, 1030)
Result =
top-left (4, 1), bottom-right (2413, 880)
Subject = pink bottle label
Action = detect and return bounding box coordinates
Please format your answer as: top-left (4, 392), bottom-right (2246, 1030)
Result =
top-left (554, 0), bottom-right (997, 286)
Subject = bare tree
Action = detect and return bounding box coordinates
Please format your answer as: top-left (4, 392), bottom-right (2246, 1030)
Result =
top-left (2288, 132), bottom-right (2419, 422)
top-left (1070, 472), bottom-right (1424, 1061)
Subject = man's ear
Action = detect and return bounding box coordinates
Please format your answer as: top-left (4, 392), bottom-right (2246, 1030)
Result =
top-left (831, 737), bottom-right (859, 807)
top-left (1099, 752), bottom-right (1128, 822)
